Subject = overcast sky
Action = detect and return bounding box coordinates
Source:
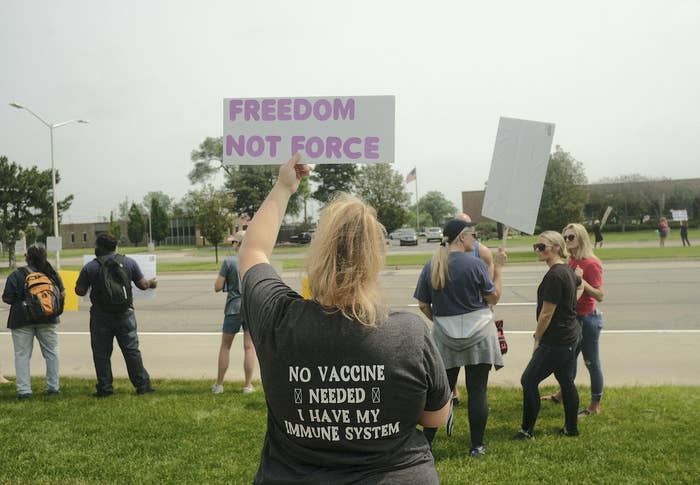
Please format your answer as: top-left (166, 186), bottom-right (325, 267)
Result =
top-left (2, 0), bottom-right (699, 223)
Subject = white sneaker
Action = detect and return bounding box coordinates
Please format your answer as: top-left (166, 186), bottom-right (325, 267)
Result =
top-left (211, 384), bottom-right (224, 394)
top-left (242, 385), bottom-right (256, 394)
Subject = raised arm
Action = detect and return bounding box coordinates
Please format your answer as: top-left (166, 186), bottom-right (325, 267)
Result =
top-left (239, 154), bottom-right (312, 279)
top-left (483, 248), bottom-right (507, 306)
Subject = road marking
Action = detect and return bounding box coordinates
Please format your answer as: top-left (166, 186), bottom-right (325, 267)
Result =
top-left (406, 302), bottom-right (536, 307)
top-left (506, 330), bottom-right (700, 334)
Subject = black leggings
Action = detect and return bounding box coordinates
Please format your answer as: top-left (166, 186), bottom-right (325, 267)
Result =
top-left (424, 363), bottom-right (491, 448)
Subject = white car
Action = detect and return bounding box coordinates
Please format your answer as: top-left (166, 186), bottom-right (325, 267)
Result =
top-left (398, 229), bottom-right (418, 246)
top-left (425, 227), bottom-right (443, 242)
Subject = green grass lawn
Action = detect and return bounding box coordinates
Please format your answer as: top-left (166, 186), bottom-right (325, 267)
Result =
top-left (0, 378), bottom-right (697, 483)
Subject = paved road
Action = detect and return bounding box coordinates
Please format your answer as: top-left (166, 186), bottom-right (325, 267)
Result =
top-left (1, 260), bottom-right (699, 386)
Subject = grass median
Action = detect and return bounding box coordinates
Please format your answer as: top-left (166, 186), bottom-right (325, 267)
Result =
top-left (0, 378), bottom-right (697, 483)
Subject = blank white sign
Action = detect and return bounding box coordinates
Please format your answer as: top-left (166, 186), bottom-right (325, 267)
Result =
top-left (481, 117), bottom-right (555, 235)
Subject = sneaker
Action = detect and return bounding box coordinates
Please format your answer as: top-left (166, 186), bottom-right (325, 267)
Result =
top-left (512, 429), bottom-right (534, 440)
top-left (446, 400), bottom-right (454, 437)
top-left (92, 390), bottom-right (114, 398)
top-left (212, 384), bottom-right (224, 394)
top-left (242, 385), bottom-right (256, 394)
top-left (470, 445), bottom-right (488, 457)
top-left (16, 393), bottom-right (32, 400)
top-left (136, 387), bottom-right (155, 395)
top-left (46, 389), bottom-right (60, 395)
top-left (559, 427), bottom-right (579, 437)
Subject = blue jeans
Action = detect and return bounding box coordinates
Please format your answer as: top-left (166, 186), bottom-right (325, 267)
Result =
top-left (576, 310), bottom-right (604, 402)
top-left (521, 342), bottom-right (579, 435)
top-left (11, 324), bottom-right (60, 395)
top-left (90, 309), bottom-right (151, 393)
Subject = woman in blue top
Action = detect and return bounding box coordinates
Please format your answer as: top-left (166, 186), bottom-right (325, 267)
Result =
top-left (414, 219), bottom-right (507, 457)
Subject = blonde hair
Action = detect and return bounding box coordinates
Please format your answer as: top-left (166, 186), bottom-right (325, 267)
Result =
top-left (306, 193), bottom-right (387, 326)
top-left (539, 231), bottom-right (569, 260)
top-left (562, 223), bottom-right (597, 260)
top-left (430, 227), bottom-right (470, 290)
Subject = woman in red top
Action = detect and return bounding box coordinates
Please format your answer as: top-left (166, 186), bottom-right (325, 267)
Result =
top-left (543, 223), bottom-right (605, 416)
top-left (658, 217), bottom-right (670, 247)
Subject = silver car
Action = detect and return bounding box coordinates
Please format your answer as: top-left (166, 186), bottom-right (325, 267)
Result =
top-left (399, 229), bottom-right (418, 246)
top-left (425, 227), bottom-right (443, 242)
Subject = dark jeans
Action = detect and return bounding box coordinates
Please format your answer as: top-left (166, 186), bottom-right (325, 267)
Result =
top-left (521, 342), bottom-right (579, 435)
top-left (424, 364), bottom-right (491, 447)
top-left (90, 309), bottom-right (151, 393)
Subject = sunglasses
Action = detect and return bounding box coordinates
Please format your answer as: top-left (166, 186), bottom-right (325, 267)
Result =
top-left (564, 234), bottom-right (576, 242)
top-left (533, 243), bottom-right (551, 252)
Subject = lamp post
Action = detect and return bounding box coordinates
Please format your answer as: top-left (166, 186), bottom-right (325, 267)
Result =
top-left (9, 102), bottom-right (89, 269)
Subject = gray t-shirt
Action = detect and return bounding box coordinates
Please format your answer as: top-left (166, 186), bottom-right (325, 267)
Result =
top-left (219, 256), bottom-right (241, 315)
top-left (241, 263), bottom-right (450, 485)
top-left (414, 252), bottom-right (495, 316)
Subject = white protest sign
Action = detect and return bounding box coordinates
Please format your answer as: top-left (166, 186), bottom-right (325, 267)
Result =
top-left (481, 117), bottom-right (556, 235)
top-left (600, 206), bottom-right (613, 228)
top-left (82, 254), bottom-right (156, 300)
top-left (671, 209), bottom-right (688, 221)
top-left (46, 236), bottom-right (62, 252)
top-left (223, 96), bottom-right (395, 164)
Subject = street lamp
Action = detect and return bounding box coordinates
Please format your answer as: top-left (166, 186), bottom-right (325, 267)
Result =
top-left (9, 102), bottom-right (89, 269)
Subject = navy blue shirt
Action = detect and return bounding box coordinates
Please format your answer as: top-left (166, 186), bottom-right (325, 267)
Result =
top-left (76, 252), bottom-right (144, 312)
top-left (2, 265), bottom-right (65, 329)
top-left (414, 252), bottom-right (495, 317)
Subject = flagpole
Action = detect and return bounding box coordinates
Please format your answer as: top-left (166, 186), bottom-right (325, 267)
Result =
top-left (415, 170), bottom-right (419, 230)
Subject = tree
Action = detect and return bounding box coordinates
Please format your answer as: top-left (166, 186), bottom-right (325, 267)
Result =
top-left (149, 197), bottom-right (169, 245)
top-left (0, 156), bottom-right (73, 266)
top-left (188, 136), bottom-right (231, 184)
top-left (189, 136), bottom-right (301, 218)
top-left (143, 191), bottom-right (173, 216)
top-left (127, 203), bottom-right (145, 246)
top-left (536, 146), bottom-right (588, 231)
top-left (117, 196), bottom-right (131, 219)
top-left (414, 191), bottom-right (457, 227)
top-left (355, 164), bottom-right (411, 233)
top-left (185, 185), bottom-right (232, 262)
top-left (590, 174), bottom-right (670, 230)
top-left (109, 211), bottom-right (121, 240)
top-left (312, 164), bottom-right (358, 203)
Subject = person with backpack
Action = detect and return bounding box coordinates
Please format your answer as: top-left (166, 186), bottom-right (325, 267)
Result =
top-left (2, 244), bottom-right (65, 399)
top-left (75, 233), bottom-right (157, 397)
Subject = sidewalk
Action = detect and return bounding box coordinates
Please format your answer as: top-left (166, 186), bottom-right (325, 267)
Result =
top-left (2, 332), bottom-right (698, 387)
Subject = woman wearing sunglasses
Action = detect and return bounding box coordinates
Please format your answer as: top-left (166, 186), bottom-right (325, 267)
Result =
top-left (414, 219), bottom-right (507, 457)
top-left (515, 231), bottom-right (582, 439)
top-left (543, 224), bottom-right (605, 416)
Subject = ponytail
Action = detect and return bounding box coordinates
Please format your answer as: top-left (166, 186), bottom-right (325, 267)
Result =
top-left (430, 239), bottom-right (450, 290)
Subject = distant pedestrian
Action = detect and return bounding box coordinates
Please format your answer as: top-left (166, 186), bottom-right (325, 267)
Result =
top-left (658, 217), bottom-right (670, 247)
top-left (680, 220), bottom-right (691, 247)
top-left (211, 237), bottom-right (257, 394)
top-left (2, 244), bottom-right (64, 399)
top-left (75, 233), bottom-right (157, 397)
top-left (592, 220), bottom-right (603, 248)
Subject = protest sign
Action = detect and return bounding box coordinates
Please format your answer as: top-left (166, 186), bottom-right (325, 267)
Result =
top-left (600, 206), bottom-right (613, 228)
top-left (223, 96), bottom-right (395, 164)
top-left (59, 270), bottom-right (80, 311)
top-left (671, 209), bottom-right (688, 221)
top-left (481, 117), bottom-right (556, 235)
top-left (82, 254), bottom-right (156, 300)
top-left (46, 236), bottom-right (62, 252)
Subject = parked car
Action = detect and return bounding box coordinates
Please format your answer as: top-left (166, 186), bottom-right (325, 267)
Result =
top-left (425, 227), bottom-right (443, 242)
top-left (389, 228), bottom-right (411, 240)
top-left (289, 232), bottom-right (312, 244)
top-left (398, 229), bottom-right (418, 246)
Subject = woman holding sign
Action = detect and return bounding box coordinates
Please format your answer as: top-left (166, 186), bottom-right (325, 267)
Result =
top-left (414, 219), bottom-right (507, 458)
top-left (238, 155), bottom-right (451, 484)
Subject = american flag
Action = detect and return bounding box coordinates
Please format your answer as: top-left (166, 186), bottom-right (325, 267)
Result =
top-left (405, 168), bottom-right (416, 184)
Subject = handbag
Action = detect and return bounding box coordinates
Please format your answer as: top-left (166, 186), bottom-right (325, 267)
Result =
top-left (495, 319), bottom-right (508, 354)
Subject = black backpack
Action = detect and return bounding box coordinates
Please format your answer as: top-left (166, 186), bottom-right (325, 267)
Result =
top-left (92, 254), bottom-right (133, 313)
top-left (20, 267), bottom-right (63, 322)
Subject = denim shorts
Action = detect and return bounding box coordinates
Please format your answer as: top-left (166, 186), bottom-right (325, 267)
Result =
top-left (223, 314), bottom-right (248, 334)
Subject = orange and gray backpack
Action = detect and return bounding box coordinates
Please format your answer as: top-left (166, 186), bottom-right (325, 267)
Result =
top-left (20, 267), bottom-right (63, 322)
